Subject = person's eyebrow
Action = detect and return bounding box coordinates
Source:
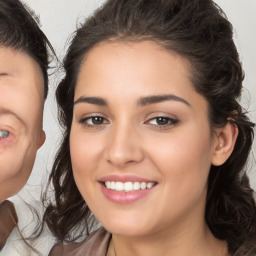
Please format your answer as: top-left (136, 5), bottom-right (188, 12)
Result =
top-left (137, 94), bottom-right (191, 107)
top-left (0, 107), bottom-right (27, 129)
top-left (74, 96), bottom-right (108, 106)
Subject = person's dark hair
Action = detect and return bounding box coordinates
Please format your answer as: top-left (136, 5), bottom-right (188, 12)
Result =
top-left (43, 0), bottom-right (256, 254)
top-left (0, 0), bottom-right (54, 99)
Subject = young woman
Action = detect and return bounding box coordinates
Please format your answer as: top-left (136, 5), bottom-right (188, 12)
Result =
top-left (0, 0), bottom-right (53, 252)
top-left (45, 0), bottom-right (256, 255)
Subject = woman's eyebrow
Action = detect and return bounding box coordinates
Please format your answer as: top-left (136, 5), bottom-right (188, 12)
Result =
top-left (137, 94), bottom-right (191, 107)
top-left (74, 96), bottom-right (108, 106)
top-left (73, 95), bottom-right (191, 107)
top-left (0, 107), bottom-right (27, 129)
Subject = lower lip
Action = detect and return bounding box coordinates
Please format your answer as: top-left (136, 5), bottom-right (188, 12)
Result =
top-left (100, 183), bottom-right (155, 204)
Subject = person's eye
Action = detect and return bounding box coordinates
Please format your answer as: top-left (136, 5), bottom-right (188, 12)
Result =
top-left (145, 116), bottom-right (179, 128)
top-left (0, 130), bottom-right (10, 138)
top-left (79, 116), bottom-right (109, 127)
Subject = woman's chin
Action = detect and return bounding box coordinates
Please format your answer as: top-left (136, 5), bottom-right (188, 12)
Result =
top-left (102, 220), bottom-right (155, 238)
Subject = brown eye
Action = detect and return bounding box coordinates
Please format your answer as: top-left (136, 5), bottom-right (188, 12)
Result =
top-left (79, 116), bottom-right (109, 127)
top-left (147, 117), bottom-right (178, 126)
top-left (90, 116), bottom-right (105, 125)
top-left (155, 117), bottom-right (170, 125)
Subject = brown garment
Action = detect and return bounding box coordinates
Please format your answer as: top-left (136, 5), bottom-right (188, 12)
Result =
top-left (49, 227), bottom-right (111, 256)
top-left (0, 200), bottom-right (18, 251)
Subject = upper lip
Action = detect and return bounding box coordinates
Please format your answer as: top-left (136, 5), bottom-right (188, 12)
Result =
top-left (98, 175), bottom-right (157, 183)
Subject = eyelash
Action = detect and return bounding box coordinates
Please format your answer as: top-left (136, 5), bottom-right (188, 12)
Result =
top-left (79, 115), bottom-right (179, 130)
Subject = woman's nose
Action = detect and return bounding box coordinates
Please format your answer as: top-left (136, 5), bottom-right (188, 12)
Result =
top-left (105, 123), bottom-right (144, 168)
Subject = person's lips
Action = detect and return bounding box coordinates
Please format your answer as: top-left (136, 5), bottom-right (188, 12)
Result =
top-left (98, 175), bottom-right (158, 204)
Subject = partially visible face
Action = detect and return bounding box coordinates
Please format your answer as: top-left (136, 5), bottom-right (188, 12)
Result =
top-left (0, 47), bottom-right (45, 202)
top-left (70, 41), bottom-right (219, 238)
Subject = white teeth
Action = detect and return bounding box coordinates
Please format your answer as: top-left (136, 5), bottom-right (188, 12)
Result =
top-left (124, 182), bottom-right (133, 192)
top-left (106, 181), bottom-right (111, 189)
top-left (133, 182), bottom-right (140, 190)
top-left (110, 181), bottom-right (116, 190)
top-left (115, 182), bottom-right (124, 191)
top-left (104, 181), bottom-right (155, 192)
top-left (140, 182), bottom-right (147, 190)
top-left (147, 182), bottom-right (154, 189)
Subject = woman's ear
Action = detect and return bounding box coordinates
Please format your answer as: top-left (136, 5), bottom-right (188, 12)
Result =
top-left (211, 122), bottom-right (238, 166)
top-left (38, 130), bottom-right (46, 149)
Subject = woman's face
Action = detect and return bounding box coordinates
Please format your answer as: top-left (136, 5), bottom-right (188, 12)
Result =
top-left (70, 41), bottom-right (219, 237)
top-left (0, 47), bottom-right (45, 201)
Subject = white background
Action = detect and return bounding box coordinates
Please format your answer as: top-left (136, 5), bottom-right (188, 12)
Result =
top-left (3, 0), bottom-right (255, 255)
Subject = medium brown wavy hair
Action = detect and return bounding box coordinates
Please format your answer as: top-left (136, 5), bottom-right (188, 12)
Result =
top-left (43, 0), bottom-right (256, 254)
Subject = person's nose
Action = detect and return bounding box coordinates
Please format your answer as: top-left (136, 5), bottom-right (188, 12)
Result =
top-left (105, 121), bottom-right (144, 168)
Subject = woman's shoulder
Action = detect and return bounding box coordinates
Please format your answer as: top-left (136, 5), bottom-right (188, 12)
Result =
top-left (49, 227), bottom-right (111, 256)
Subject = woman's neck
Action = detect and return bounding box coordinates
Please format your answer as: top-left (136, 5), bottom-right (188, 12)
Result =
top-left (107, 222), bottom-right (228, 256)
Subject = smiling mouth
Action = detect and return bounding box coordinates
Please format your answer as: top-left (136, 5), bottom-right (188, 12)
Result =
top-left (104, 181), bottom-right (157, 192)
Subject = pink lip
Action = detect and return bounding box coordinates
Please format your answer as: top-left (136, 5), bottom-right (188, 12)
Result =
top-left (98, 175), bottom-right (157, 204)
top-left (100, 184), bottom-right (156, 204)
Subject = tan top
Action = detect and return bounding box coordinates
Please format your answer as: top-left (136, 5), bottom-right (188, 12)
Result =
top-left (0, 200), bottom-right (18, 251)
top-left (49, 227), bottom-right (111, 256)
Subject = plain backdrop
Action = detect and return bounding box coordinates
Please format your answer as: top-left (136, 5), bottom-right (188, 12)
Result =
top-left (3, 0), bottom-right (255, 255)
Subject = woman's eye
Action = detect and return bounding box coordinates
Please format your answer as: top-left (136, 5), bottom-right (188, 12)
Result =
top-left (0, 130), bottom-right (10, 138)
top-left (79, 116), bottom-right (109, 126)
top-left (146, 117), bottom-right (178, 126)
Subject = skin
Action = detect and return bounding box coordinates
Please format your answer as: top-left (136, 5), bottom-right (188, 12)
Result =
top-left (70, 41), bottom-right (237, 256)
top-left (0, 47), bottom-right (45, 202)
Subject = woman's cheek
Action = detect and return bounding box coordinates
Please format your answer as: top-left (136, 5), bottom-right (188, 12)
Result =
top-left (71, 130), bottom-right (102, 169)
top-left (70, 134), bottom-right (87, 176)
